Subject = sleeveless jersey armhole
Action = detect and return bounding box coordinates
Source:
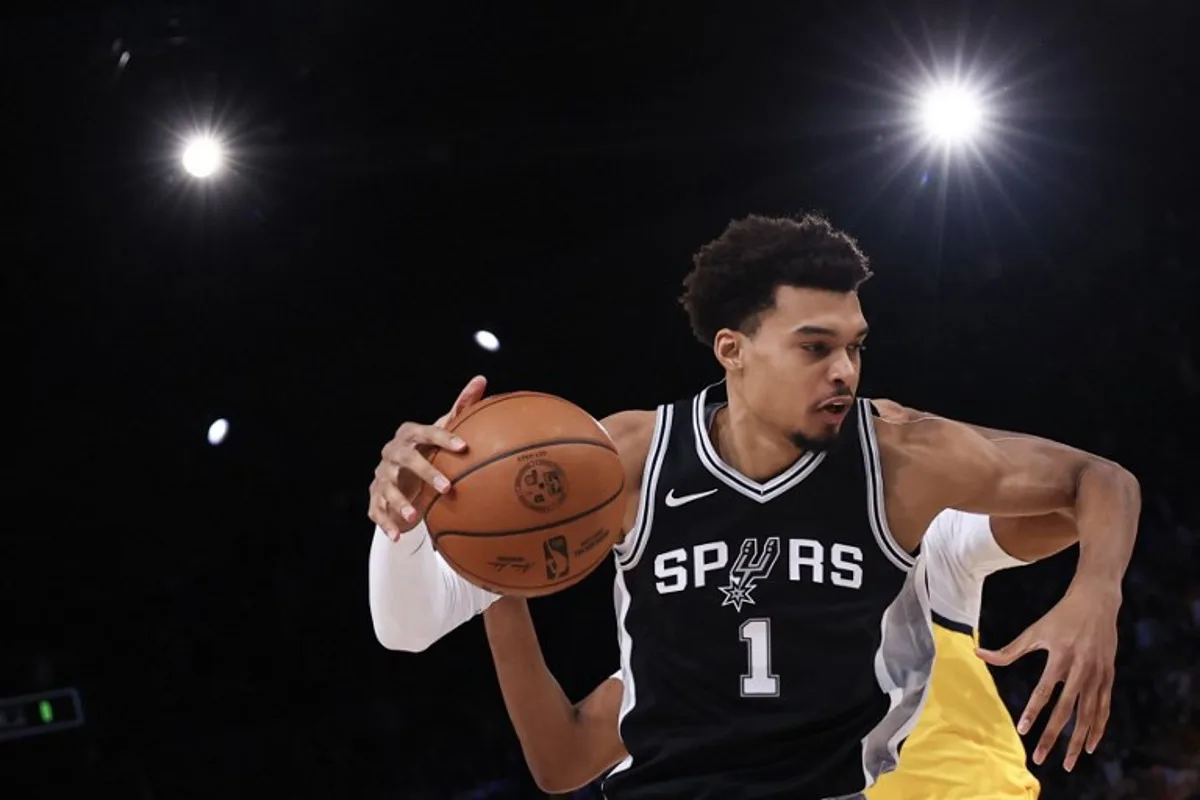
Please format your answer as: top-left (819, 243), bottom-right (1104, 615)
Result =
top-left (614, 404), bottom-right (673, 571)
top-left (857, 398), bottom-right (917, 572)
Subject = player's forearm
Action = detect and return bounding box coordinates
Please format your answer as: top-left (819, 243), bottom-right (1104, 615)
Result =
top-left (991, 437), bottom-right (1140, 587)
top-left (990, 511), bottom-right (1079, 563)
top-left (368, 522), bottom-right (499, 651)
top-left (1068, 459), bottom-right (1140, 596)
top-left (484, 598), bottom-right (621, 792)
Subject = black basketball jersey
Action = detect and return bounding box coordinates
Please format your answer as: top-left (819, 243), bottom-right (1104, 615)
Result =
top-left (603, 382), bottom-right (935, 800)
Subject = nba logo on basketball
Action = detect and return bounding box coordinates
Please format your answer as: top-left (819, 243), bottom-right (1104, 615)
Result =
top-left (543, 535), bottom-right (570, 580)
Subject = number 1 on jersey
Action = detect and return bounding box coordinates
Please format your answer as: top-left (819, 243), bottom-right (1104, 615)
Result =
top-left (738, 618), bottom-right (779, 697)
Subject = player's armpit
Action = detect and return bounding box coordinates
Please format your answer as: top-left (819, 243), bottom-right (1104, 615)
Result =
top-left (599, 409), bottom-right (658, 544)
top-left (600, 410), bottom-right (657, 481)
top-left (483, 598), bottom-right (627, 793)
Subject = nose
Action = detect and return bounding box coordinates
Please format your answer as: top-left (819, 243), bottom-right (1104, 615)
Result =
top-left (828, 349), bottom-right (858, 386)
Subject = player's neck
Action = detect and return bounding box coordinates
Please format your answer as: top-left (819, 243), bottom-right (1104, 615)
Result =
top-left (711, 403), bottom-right (806, 483)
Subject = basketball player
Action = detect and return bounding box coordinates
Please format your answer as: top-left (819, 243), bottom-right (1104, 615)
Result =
top-left (373, 402), bottom-right (1113, 798)
top-left (368, 214), bottom-right (1139, 798)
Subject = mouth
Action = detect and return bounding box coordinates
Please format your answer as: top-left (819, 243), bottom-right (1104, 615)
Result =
top-left (816, 396), bottom-right (853, 422)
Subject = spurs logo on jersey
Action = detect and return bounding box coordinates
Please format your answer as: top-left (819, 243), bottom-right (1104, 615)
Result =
top-left (718, 537), bottom-right (781, 612)
top-left (653, 536), bottom-right (866, 599)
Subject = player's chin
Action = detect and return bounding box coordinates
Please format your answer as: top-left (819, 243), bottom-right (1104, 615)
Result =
top-left (788, 422), bottom-right (843, 453)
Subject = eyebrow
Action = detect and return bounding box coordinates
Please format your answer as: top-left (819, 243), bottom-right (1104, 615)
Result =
top-left (794, 325), bottom-right (870, 339)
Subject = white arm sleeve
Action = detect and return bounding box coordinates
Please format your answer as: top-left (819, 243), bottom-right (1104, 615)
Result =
top-left (923, 510), bottom-right (1027, 629)
top-left (368, 522), bottom-right (500, 652)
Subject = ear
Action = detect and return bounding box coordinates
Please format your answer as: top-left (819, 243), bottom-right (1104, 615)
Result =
top-left (713, 328), bottom-right (745, 372)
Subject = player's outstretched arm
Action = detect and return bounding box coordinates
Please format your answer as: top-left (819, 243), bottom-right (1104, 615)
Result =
top-left (877, 410), bottom-right (1140, 772)
top-left (484, 597), bottom-right (627, 793)
top-left (876, 406), bottom-right (1139, 564)
top-left (873, 399), bottom-right (1102, 562)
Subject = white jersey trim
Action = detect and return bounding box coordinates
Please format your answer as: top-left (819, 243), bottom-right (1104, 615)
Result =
top-left (857, 399), bottom-right (915, 571)
top-left (692, 383), bottom-right (827, 503)
top-left (615, 404), bottom-right (673, 571)
top-left (609, 569), bottom-right (637, 780)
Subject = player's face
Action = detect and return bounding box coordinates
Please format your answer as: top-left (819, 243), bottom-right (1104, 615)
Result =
top-left (729, 286), bottom-right (868, 451)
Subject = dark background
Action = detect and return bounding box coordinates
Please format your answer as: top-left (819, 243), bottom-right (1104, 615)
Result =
top-left (3, 1), bottom-right (1198, 798)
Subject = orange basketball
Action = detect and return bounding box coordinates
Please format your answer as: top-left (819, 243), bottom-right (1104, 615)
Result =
top-left (421, 391), bottom-right (626, 597)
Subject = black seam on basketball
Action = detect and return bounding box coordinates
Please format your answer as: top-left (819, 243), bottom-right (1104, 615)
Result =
top-left (425, 438), bottom-right (620, 518)
top-left (443, 547), bottom-right (607, 592)
top-left (447, 392), bottom-right (541, 432)
top-left (430, 478), bottom-right (625, 540)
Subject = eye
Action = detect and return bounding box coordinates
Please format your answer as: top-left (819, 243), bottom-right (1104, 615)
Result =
top-left (849, 342), bottom-right (867, 354)
top-left (802, 343), bottom-right (830, 356)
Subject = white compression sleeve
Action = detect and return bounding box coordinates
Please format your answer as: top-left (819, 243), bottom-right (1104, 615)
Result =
top-left (368, 521), bottom-right (501, 652)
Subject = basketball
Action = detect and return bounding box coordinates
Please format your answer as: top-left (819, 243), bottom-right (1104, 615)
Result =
top-left (421, 391), bottom-right (626, 597)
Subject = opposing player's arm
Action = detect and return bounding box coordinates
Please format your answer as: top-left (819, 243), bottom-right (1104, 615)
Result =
top-left (483, 597), bottom-right (627, 793)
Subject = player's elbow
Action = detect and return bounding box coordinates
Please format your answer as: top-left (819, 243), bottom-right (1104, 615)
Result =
top-left (522, 722), bottom-right (611, 794)
top-left (1077, 458), bottom-right (1141, 511)
top-left (528, 762), bottom-right (589, 795)
top-left (369, 603), bottom-right (440, 652)
top-left (373, 623), bottom-right (435, 653)
top-left (529, 769), bottom-right (565, 794)
top-left (1107, 459), bottom-right (1140, 499)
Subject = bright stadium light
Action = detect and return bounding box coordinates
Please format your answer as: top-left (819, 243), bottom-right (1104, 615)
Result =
top-left (207, 418), bottom-right (229, 446)
top-left (918, 83), bottom-right (985, 147)
top-left (474, 330), bottom-right (500, 352)
top-left (181, 136), bottom-right (224, 178)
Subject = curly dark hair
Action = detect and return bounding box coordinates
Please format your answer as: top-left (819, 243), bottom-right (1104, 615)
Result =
top-left (680, 213), bottom-right (873, 345)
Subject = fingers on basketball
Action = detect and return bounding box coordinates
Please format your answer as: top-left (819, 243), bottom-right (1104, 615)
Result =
top-left (423, 391), bottom-right (625, 598)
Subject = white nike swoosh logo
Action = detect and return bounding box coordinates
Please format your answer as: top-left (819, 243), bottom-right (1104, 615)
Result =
top-left (664, 488), bottom-right (718, 508)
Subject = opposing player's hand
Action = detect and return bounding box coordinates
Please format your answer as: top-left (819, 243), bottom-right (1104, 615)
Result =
top-left (369, 375), bottom-right (488, 540)
top-left (976, 585), bottom-right (1119, 772)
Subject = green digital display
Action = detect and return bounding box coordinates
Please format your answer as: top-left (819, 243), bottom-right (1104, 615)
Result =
top-left (0, 688), bottom-right (83, 742)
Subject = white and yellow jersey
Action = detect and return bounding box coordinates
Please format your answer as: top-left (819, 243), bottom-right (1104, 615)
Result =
top-left (867, 510), bottom-right (1040, 800)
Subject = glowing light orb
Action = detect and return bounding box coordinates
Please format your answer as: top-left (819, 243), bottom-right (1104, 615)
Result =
top-left (919, 85), bottom-right (984, 145)
top-left (182, 137), bottom-right (223, 178)
top-left (474, 330), bottom-right (500, 352)
top-left (207, 418), bottom-right (229, 446)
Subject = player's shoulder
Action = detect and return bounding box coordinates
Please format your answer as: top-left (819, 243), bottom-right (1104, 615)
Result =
top-left (870, 400), bottom-right (960, 450)
top-left (600, 409), bottom-right (658, 486)
top-left (871, 401), bottom-right (1001, 494)
top-left (600, 409), bottom-right (657, 451)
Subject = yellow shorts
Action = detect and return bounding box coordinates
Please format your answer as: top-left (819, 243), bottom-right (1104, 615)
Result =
top-left (866, 624), bottom-right (1040, 800)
